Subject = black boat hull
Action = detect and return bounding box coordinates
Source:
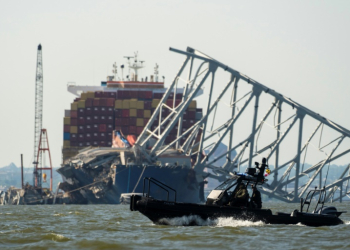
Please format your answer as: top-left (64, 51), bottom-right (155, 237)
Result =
top-left (130, 195), bottom-right (344, 227)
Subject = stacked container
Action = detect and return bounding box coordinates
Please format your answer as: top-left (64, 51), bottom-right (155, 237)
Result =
top-left (63, 90), bottom-right (202, 156)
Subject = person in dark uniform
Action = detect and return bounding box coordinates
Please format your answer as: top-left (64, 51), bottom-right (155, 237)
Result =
top-left (230, 183), bottom-right (249, 207)
top-left (251, 184), bottom-right (262, 209)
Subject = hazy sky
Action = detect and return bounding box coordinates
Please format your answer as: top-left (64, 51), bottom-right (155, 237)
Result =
top-left (1, 0), bottom-right (350, 172)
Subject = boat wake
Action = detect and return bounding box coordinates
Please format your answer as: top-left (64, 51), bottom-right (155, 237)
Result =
top-left (158, 215), bottom-right (264, 227)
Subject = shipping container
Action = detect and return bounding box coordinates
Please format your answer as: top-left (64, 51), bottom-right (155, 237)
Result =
top-left (152, 99), bottom-right (160, 108)
top-left (108, 92), bottom-right (116, 98)
top-left (85, 107), bottom-right (93, 115)
top-left (78, 134), bottom-right (85, 142)
top-left (71, 118), bottom-right (78, 126)
top-left (122, 119), bottom-right (130, 126)
top-left (115, 100), bottom-right (123, 109)
top-left (95, 91), bottom-right (103, 98)
top-left (64, 117), bottom-right (71, 125)
top-left (64, 132), bottom-right (70, 140)
top-left (153, 93), bottom-right (163, 99)
top-left (136, 127), bottom-right (143, 135)
top-left (129, 109), bottom-right (137, 117)
top-left (114, 109), bottom-right (122, 118)
top-left (130, 99), bottom-right (138, 109)
top-left (129, 117), bottom-right (136, 126)
top-left (144, 118), bottom-right (150, 126)
top-left (107, 98), bottom-right (115, 107)
top-left (93, 98), bottom-right (100, 106)
top-left (85, 98), bottom-right (93, 107)
top-left (70, 133), bottom-right (78, 142)
top-left (93, 124), bottom-right (99, 132)
top-left (122, 100), bottom-right (130, 109)
top-left (130, 91), bottom-right (138, 99)
top-left (144, 101), bottom-right (152, 109)
top-left (85, 133), bottom-right (92, 141)
top-left (79, 125), bottom-right (85, 133)
top-left (136, 118), bottom-right (144, 127)
top-left (71, 102), bottom-right (78, 110)
top-left (116, 90), bottom-right (124, 99)
top-left (129, 126), bottom-right (137, 134)
top-left (144, 110), bottom-right (151, 118)
top-left (93, 107), bottom-right (100, 115)
top-left (70, 126), bottom-right (78, 134)
top-left (136, 100), bottom-right (144, 109)
top-left (85, 124), bottom-right (92, 133)
top-left (121, 126), bottom-right (129, 134)
top-left (78, 108), bottom-right (85, 117)
top-left (100, 133), bottom-right (107, 140)
top-left (71, 110), bottom-right (78, 118)
top-left (93, 133), bottom-right (99, 141)
top-left (187, 111), bottom-right (196, 119)
top-left (63, 140), bottom-right (70, 148)
top-left (100, 98), bottom-right (107, 106)
top-left (64, 125), bottom-right (70, 133)
top-left (65, 110), bottom-right (71, 117)
top-left (107, 107), bottom-right (114, 114)
top-left (85, 116), bottom-right (93, 124)
top-left (100, 116), bottom-right (106, 123)
top-left (87, 91), bottom-right (95, 99)
top-left (176, 93), bottom-right (183, 99)
top-left (99, 124), bottom-right (107, 132)
top-left (78, 117), bottom-right (85, 125)
top-left (137, 109), bottom-right (144, 118)
top-left (80, 92), bottom-right (88, 100)
top-left (106, 116), bottom-right (114, 124)
top-left (107, 124), bottom-right (114, 131)
top-left (189, 100), bottom-right (197, 109)
top-left (122, 109), bottom-right (130, 118)
top-left (85, 141), bottom-right (92, 147)
top-left (115, 119), bottom-right (122, 126)
top-left (78, 100), bottom-right (86, 108)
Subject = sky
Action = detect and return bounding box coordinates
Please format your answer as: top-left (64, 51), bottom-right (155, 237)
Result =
top-left (1, 0), bottom-right (350, 171)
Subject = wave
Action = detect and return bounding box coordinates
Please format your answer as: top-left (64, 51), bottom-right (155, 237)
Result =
top-left (158, 215), bottom-right (264, 227)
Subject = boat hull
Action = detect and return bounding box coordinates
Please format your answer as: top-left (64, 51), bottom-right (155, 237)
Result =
top-left (130, 195), bottom-right (344, 227)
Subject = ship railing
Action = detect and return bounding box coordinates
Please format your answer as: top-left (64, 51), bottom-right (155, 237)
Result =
top-left (142, 177), bottom-right (177, 202)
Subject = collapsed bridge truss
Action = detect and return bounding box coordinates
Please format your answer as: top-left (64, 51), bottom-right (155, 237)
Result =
top-left (136, 47), bottom-right (350, 203)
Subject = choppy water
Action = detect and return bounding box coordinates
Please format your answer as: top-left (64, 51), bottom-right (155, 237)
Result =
top-left (1, 202), bottom-right (349, 250)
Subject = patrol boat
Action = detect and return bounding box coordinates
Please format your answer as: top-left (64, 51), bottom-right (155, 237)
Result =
top-left (130, 158), bottom-right (346, 227)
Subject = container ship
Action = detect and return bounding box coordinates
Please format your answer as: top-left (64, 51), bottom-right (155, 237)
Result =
top-left (58, 54), bottom-right (207, 204)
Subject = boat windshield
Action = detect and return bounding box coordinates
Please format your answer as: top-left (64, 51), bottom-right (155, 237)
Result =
top-left (214, 176), bottom-right (239, 190)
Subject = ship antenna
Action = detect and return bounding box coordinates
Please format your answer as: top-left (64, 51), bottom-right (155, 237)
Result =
top-left (112, 62), bottom-right (118, 81)
top-left (120, 64), bottom-right (125, 81)
top-left (124, 56), bottom-right (134, 80)
top-left (154, 63), bottom-right (159, 82)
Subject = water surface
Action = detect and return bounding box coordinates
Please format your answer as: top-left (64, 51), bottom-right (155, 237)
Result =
top-left (1, 202), bottom-right (349, 249)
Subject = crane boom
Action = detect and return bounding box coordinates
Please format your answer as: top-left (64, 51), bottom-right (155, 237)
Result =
top-left (33, 44), bottom-right (43, 187)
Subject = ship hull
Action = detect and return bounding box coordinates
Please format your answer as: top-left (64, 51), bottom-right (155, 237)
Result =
top-left (57, 164), bottom-right (202, 204)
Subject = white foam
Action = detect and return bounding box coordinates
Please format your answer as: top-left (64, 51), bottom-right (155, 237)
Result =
top-left (158, 215), bottom-right (264, 227)
top-left (215, 217), bottom-right (265, 227)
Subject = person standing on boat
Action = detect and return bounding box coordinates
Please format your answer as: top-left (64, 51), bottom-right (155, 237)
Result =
top-left (230, 183), bottom-right (249, 207)
top-left (251, 185), bottom-right (262, 209)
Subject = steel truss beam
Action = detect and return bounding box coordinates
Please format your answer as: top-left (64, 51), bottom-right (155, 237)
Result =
top-left (136, 47), bottom-right (350, 203)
